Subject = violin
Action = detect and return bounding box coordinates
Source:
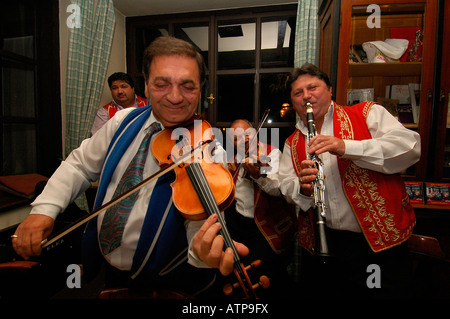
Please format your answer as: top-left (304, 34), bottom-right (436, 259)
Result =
top-left (232, 110), bottom-right (271, 180)
top-left (4, 117), bottom-right (269, 298)
top-left (151, 120), bottom-right (235, 220)
top-left (151, 119), bottom-right (269, 298)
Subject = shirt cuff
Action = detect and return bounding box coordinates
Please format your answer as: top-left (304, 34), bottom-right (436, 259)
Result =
top-left (30, 204), bottom-right (61, 220)
top-left (342, 139), bottom-right (364, 160)
top-left (296, 191), bottom-right (314, 212)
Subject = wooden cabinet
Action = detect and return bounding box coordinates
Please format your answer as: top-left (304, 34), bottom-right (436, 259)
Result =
top-left (318, 0), bottom-right (450, 265)
top-left (432, 0), bottom-right (450, 181)
top-left (318, 0), bottom-right (444, 182)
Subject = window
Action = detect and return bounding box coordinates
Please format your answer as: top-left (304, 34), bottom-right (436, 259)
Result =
top-left (0, 0), bottom-right (61, 178)
top-left (126, 5), bottom-right (298, 146)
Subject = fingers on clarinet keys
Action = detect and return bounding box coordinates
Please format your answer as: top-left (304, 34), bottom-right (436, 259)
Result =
top-left (300, 176), bottom-right (309, 184)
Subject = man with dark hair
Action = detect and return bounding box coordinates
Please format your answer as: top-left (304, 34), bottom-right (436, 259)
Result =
top-left (91, 72), bottom-right (147, 135)
top-left (223, 119), bottom-right (297, 298)
top-left (279, 62), bottom-right (421, 298)
top-left (12, 36), bottom-right (240, 297)
top-left (288, 62), bottom-right (333, 89)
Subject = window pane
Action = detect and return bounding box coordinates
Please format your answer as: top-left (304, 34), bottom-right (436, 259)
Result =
top-left (261, 18), bottom-right (296, 68)
top-left (217, 74), bottom-right (254, 122)
top-left (0, 3), bottom-right (35, 58)
top-left (259, 73), bottom-right (295, 123)
top-left (218, 20), bottom-right (256, 70)
top-left (174, 23), bottom-right (209, 67)
top-left (2, 124), bottom-right (36, 175)
top-left (2, 58), bottom-right (35, 117)
top-left (174, 23), bottom-right (210, 119)
top-left (134, 25), bottom-right (169, 75)
top-left (444, 121), bottom-right (450, 178)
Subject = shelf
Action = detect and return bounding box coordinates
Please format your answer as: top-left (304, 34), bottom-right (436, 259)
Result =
top-left (404, 123), bottom-right (419, 129)
top-left (349, 62), bottom-right (422, 77)
top-left (413, 203), bottom-right (450, 211)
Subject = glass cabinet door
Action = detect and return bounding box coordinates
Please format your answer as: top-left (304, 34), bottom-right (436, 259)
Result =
top-left (433, 0), bottom-right (450, 181)
top-left (336, 0), bottom-right (437, 180)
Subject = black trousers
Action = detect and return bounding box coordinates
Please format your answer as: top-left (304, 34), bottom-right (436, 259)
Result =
top-left (103, 258), bottom-right (218, 298)
top-left (299, 228), bottom-right (413, 299)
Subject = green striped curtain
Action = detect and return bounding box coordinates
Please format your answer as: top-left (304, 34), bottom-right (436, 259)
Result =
top-left (294, 0), bottom-right (319, 67)
top-left (65, 0), bottom-right (116, 156)
top-left (65, 0), bottom-right (115, 210)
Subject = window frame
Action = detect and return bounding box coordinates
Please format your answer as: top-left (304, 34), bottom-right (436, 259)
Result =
top-left (0, 0), bottom-right (61, 178)
top-left (126, 4), bottom-right (298, 132)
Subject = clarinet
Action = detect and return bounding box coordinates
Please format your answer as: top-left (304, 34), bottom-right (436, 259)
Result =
top-left (305, 102), bottom-right (332, 258)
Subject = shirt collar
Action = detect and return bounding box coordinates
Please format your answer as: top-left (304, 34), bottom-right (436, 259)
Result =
top-left (112, 94), bottom-right (139, 109)
top-left (145, 109), bottom-right (163, 131)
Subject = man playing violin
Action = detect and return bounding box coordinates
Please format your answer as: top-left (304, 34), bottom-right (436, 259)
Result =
top-left (12, 36), bottom-right (247, 297)
top-left (220, 119), bottom-right (297, 298)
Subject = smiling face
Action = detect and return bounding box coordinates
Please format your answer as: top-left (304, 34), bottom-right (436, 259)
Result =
top-left (290, 73), bottom-right (333, 129)
top-left (230, 119), bottom-right (255, 155)
top-left (145, 55), bottom-right (201, 128)
top-left (110, 80), bottom-right (136, 107)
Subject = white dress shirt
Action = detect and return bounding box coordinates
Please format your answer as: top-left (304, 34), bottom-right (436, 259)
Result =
top-left (30, 108), bottom-right (214, 270)
top-left (233, 148), bottom-right (282, 218)
top-left (279, 102), bottom-right (421, 233)
top-left (91, 95), bottom-right (144, 135)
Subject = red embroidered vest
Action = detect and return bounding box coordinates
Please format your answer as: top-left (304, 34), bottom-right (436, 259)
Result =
top-left (104, 95), bottom-right (147, 118)
top-left (286, 102), bottom-right (415, 253)
top-left (227, 142), bottom-right (297, 253)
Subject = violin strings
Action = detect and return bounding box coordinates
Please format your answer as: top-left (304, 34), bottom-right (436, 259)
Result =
top-left (186, 163), bottom-right (244, 271)
top-left (180, 136), bottom-right (251, 293)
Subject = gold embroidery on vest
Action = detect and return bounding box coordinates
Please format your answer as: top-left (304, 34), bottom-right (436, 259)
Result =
top-left (290, 130), bottom-right (302, 176)
top-left (345, 163), bottom-right (404, 247)
top-left (335, 104), bottom-right (354, 140)
top-left (361, 102), bottom-right (373, 119)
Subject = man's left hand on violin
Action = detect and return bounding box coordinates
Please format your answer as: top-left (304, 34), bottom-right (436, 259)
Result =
top-left (242, 155), bottom-right (271, 179)
top-left (192, 214), bottom-right (249, 276)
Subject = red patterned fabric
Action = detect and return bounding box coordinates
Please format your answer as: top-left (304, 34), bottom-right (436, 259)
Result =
top-left (287, 102), bottom-right (415, 253)
top-left (104, 95), bottom-right (147, 119)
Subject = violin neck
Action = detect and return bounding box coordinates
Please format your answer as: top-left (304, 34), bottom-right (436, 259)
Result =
top-left (185, 162), bottom-right (241, 268)
top-left (185, 158), bottom-right (259, 298)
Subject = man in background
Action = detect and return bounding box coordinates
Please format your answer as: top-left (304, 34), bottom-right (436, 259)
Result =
top-left (91, 72), bottom-right (146, 135)
top-left (223, 119), bottom-right (297, 298)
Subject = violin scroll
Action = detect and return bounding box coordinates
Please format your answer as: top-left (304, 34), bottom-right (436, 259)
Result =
top-left (222, 260), bottom-right (270, 298)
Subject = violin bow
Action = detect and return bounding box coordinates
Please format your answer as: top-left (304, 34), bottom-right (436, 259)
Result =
top-left (232, 109), bottom-right (271, 180)
top-left (41, 139), bottom-right (213, 249)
